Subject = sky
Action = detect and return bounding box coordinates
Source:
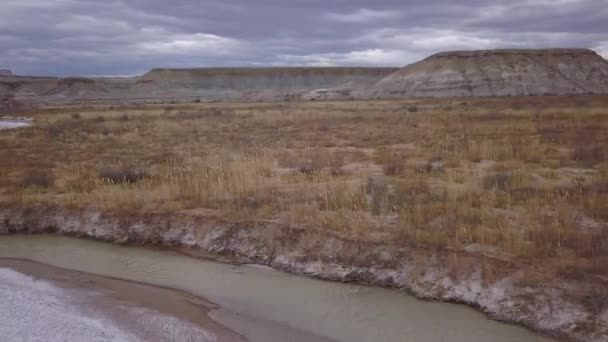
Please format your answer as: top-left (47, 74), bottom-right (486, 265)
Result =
top-left (1, 0), bottom-right (607, 76)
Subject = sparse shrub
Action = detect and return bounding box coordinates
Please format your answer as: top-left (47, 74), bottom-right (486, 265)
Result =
top-left (295, 150), bottom-right (345, 176)
top-left (193, 98), bottom-right (201, 103)
top-left (172, 154), bottom-right (273, 209)
top-left (93, 116), bottom-right (105, 123)
top-left (572, 145), bottom-right (604, 166)
top-left (21, 169), bottom-right (55, 188)
top-left (478, 112), bottom-right (510, 121)
top-left (46, 126), bottom-right (64, 138)
top-left (315, 182), bottom-right (367, 212)
top-left (375, 148), bottom-right (406, 176)
top-left (276, 150), bottom-right (300, 168)
top-left (425, 158), bottom-right (444, 174)
top-left (71, 113), bottom-right (81, 119)
top-left (407, 105), bottom-right (418, 113)
top-left (175, 111), bottom-right (205, 120)
top-left (365, 176), bottom-right (389, 215)
top-left (482, 172), bottom-right (512, 191)
top-left (98, 164), bottom-right (147, 184)
top-left (581, 164), bottom-right (608, 220)
top-left (119, 113), bottom-right (129, 122)
top-left (383, 158), bottom-right (403, 176)
top-left (389, 178), bottom-right (431, 208)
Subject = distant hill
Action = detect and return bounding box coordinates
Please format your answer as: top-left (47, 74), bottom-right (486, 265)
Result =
top-left (0, 67), bottom-right (396, 103)
top-left (361, 48), bottom-right (608, 97)
top-left (1, 49), bottom-right (607, 103)
top-left (135, 67), bottom-right (398, 100)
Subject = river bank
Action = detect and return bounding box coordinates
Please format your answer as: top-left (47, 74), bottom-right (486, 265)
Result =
top-left (0, 234), bottom-right (553, 342)
top-left (1, 205), bottom-right (606, 341)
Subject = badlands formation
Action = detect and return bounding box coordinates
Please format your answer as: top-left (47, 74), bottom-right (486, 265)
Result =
top-left (1, 48), bottom-right (607, 105)
top-left (364, 48), bottom-right (608, 98)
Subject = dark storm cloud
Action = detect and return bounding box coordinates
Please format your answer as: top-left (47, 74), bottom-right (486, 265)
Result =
top-left (1, 0), bottom-right (606, 76)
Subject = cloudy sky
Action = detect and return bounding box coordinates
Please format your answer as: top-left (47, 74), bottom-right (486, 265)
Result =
top-left (1, 0), bottom-right (607, 76)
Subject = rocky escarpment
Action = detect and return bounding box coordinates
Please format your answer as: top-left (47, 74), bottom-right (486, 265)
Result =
top-left (364, 48), bottom-right (608, 98)
top-left (1, 205), bottom-right (606, 342)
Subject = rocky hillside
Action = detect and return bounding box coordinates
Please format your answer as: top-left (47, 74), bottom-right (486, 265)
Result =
top-left (364, 48), bottom-right (608, 97)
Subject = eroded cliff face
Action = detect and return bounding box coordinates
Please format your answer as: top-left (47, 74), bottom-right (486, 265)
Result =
top-left (364, 49), bottom-right (608, 98)
top-left (1, 206), bottom-right (607, 342)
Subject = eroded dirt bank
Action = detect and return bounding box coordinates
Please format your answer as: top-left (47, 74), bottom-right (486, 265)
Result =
top-left (1, 205), bottom-right (606, 342)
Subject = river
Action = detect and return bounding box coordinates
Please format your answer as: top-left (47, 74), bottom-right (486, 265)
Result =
top-left (0, 235), bottom-right (552, 342)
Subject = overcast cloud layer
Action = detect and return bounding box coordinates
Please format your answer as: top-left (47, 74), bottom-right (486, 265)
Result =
top-left (1, 0), bottom-right (607, 76)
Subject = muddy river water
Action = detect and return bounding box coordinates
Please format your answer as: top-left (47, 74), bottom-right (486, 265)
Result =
top-left (0, 235), bottom-right (552, 342)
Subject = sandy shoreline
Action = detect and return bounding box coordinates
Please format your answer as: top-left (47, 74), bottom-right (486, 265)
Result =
top-left (0, 259), bottom-right (245, 342)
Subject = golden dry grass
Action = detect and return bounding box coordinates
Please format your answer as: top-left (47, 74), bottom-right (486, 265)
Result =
top-left (1, 96), bottom-right (608, 267)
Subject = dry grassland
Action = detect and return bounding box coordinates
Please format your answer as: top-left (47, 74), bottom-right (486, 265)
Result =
top-left (1, 96), bottom-right (607, 276)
